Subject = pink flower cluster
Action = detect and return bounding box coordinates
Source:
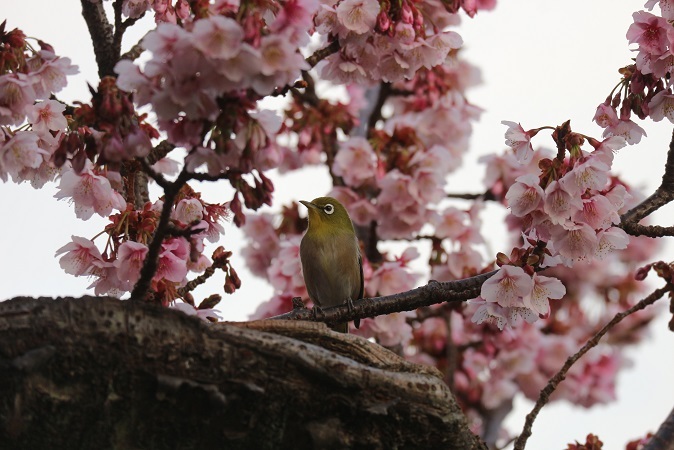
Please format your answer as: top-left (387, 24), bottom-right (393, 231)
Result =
top-left (593, 1), bottom-right (674, 142)
top-left (0, 25), bottom-right (77, 184)
top-left (470, 123), bottom-right (637, 329)
top-left (452, 322), bottom-right (621, 413)
top-left (503, 129), bottom-right (630, 264)
top-left (55, 195), bottom-right (228, 305)
top-left (316, 0), bottom-right (463, 84)
top-left (115, 1), bottom-right (317, 127)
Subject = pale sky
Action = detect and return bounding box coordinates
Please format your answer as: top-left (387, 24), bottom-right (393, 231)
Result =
top-left (1, 0), bottom-right (673, 448)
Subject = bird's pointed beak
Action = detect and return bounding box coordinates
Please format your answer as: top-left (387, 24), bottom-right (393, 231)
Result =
top-left (299, 200), bottom-right (317, 210)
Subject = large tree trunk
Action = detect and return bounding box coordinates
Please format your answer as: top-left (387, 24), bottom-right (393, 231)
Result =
top-left (0, 297), bottom-right (485, 449)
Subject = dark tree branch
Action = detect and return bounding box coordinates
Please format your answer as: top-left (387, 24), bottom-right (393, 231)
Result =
top-left (139, 158), bottom-right (171, 189)
top-left (147, 140), bottom-right (176, 165)
top-left (620, 222), bottom-right (674, 238)
top-left (80, 0), bottom-right (117, 78)
top-left (120, 41), bottom-right (145, 61)
top-left (273, 271), bottom-right (496, 326)
top-left (644, 405), bottom-right (674, 450)
top-left (620, 128), bottom-right (674, 237)
top-left (366, 82), bottom-right (391, 135)
top-left (177, 264), bottom-right (218, 297)
top-left (447, 190), bottom-right (498, 201)
top-left (514, 285), bottom-right (672, 450)
top-left (112, 0), bottom-right (142, 55)
top-left (188, 171), bottom-right (232, 182)
top-left (130, 168), bottom-right (191, 301)
top-left (306, 40), bottom-right (340, 68)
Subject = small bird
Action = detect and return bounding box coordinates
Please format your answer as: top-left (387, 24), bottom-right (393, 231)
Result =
top-left (299, 197), bottom-right (363, 333)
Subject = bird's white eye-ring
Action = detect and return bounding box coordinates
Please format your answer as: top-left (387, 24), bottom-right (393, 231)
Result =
top-left (323, 204), bottom-right (334, 215)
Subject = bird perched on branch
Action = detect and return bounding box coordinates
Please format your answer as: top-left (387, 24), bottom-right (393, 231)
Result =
top-left (299, 197), bottom-right (363, 333)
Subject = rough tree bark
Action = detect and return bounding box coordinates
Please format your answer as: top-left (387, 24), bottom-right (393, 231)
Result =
top-left (0, 297), bottom-right (486, 450)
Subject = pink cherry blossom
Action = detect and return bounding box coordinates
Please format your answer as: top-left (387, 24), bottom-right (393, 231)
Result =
top-left (604, 184), bottom-right (631, 213)
top-left (356, 312), bottom-right (414, 347)
top-left (173, 198), bottom-right (204, 224)
top-left (502, 121), bottom-right (534, 163)
top-left (550, 222), bottom-right (598, 261)
top-left (595, 227), bottom-right (629, 259)
top-left (192, 16), bottom-right (243, 60)
top-left (55, 236), bottom-right (105, 276)
top-left (332, 137), bottom-right (378, 187)
top-left (250, 294), bottom-right (295, 320)
top-left (29, 51), bottom-right (78, 98)
top-left (367, 250), bottom-right (418, 296)
top-left (0, 131), bottom-right (49, 181)
top-left (0, 73), bottom-right (37, 125)
top-left (267, 236), bottom-right (306, 297)
top-left (559, 157), bottom-right (610, 196)
top-left (26, 100), bottom-right (67, 136)
top-left (591, 136), bottom-right (626, 166)
top-left (328, 186), bottom-right (378, 226)
top-left (481, 265), bottom-right (534, 308)
top-left (603, 118), bottom-right (647, 145)
top-left (647, 89), bottom-right (674, 122)
top-left (155, 238), bottom-right (189, 283)
top-left (270, 0), bottom-right (319, 42)
top-left (87, 261), bottom-right (128, 296)
top-left (377, 170), bottom-right (419, 209)
top-left (593, 103), bottom-right (619, 129)
top-left (432, 207), bottom-right (469, 240)
top-left (650, 0), bottom-right (674, 20)
top-left (122, 0), bottom-right (151, 18)
top-left (114, 240), bottom-right (149, 284)
top-left (335, 0), bottom-right (380, 34)
top-left (505, 174), bottom-right (544, 217)
top-left (469, 297), bottom-right (508, 330)
top-left (572, 195), bottom-right (618, 230)
top-left (55, 162), bottom-right (127, 220)
top-left (626, 11), bottom-right (670, 56)
top-left (522, 274), bottom-right (566, 316)
top-left (543, 180), bottom-right (583, 225)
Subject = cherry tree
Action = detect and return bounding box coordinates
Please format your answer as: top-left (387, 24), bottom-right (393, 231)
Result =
top-left (1, 0), bottom-right (673, 449)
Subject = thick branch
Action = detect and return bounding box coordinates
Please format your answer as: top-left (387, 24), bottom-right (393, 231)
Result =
top-left (80, 0), bottom-right (118, 78)
top-left (273, 271), bottom-right (496, 326)
top-left (645, 405), bottom-right (674, 450)
top-left (0, 297), bottom-right (486, 450)
top-left (514, 285), bottom-right (672, 450)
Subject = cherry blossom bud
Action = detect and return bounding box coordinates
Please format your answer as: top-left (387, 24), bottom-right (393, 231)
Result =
top-left (37, 40), bottom-right (56, 54)
top-left (230, 194), bottom-right (245, 227)
top-left (401, 2), bottom-right (414, 24)
top-left (376, 11), bottom-right (391, 32)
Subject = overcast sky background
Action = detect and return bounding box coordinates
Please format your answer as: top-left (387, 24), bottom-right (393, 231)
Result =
top-left (2, 0), bottom-right (673, 448)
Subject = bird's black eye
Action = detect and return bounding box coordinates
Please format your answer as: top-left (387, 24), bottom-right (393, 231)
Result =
top-left (323, 204), bottom-right (334, 215)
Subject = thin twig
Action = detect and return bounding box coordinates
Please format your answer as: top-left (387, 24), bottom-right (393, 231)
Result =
top-left (272, 271), bottom-right (496, 326)
top-left (513, 285), bottom-right (672, 450)
top-left (306, 40), bottom-right (340, 68)
top-left (178, 265), bottom-right (218, 297)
